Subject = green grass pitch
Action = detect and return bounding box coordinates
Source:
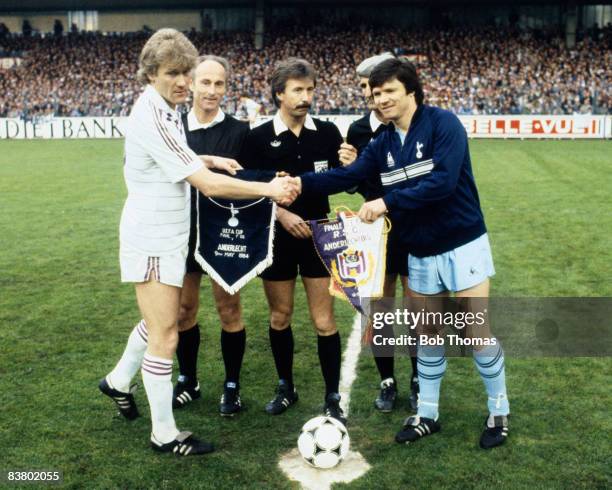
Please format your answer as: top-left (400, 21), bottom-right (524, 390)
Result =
top-left (0, 139), bottom-right (610, 488)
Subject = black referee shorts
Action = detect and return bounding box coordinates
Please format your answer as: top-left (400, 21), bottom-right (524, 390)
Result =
top-left (385, 227), bottom-right (409, 277)
top-left (185, 237), bottom-right (204, 274)
top-left (261, 223), bottom-right (329, 281)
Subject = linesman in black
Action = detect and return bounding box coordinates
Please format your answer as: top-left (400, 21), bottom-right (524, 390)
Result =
top-left (174, 55), bottom-right (249, 416)
top-left (239, 58), bottom-right (346, 423)
top-left (338, 53), bottom-right (419, 413)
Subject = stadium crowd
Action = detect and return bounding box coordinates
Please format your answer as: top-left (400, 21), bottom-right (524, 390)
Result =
top-left (0, 22), bottom-right (610, 119)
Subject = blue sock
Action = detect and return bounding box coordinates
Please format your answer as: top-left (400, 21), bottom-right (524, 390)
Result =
top-left (416, 344), bottom-right (447, 420)
top-left (473, 341), bottom-right (510, 416)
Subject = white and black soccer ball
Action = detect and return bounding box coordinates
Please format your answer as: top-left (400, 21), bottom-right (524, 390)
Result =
top-left (297, 416), bottom-right (350, 469)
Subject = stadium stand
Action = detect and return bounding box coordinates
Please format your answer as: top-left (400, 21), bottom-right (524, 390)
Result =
top-left (0, 22), bottom-right (610, 119)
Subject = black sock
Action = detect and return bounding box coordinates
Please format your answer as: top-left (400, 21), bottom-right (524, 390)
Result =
top-left (410, 355), bottom-right (418, 382)
top-left (373, 321), bottom-right (395, 381)
top-left (269, 325), bottom-right (294, 389)
top-left (374, 355), bottom-right (395, 381)
top-left (176, 323), bottom-right (200, 385)
top-left (221, 328), bottom-right (246, 388)
top-left (317, 332), bottom-right (341, 398)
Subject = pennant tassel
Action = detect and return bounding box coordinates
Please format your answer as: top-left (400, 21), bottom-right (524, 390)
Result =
top-left (361, 319), bottom-right (375, 346)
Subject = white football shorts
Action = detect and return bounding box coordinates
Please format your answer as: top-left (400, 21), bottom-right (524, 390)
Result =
top-left (120, 245), bottom-right (187, 288)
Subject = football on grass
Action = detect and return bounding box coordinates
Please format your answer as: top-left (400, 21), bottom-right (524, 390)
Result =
top-left (297, 416), bottom-right (350, 469)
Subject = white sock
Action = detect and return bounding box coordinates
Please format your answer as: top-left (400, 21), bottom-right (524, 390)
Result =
top-left (141, 352), bottom-right (179, 444)
top-left (107, 320), bottom-right (148, 392)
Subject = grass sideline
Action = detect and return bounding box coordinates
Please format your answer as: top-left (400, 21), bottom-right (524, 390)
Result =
top-left (0, 139), bottom-right (610, 489)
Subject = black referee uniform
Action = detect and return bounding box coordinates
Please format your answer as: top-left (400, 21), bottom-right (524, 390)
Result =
top-left (240, 114), bottom-right (343, 280)
top-left (346, 111), bottom-right (387, 200)
top-left (182, 112), bottom-right (249, 274)
top-left (347, 112), bottom-right (408, 277)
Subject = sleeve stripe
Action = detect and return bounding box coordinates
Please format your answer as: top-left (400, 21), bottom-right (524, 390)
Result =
top-left (152, 106), bottom-right (192, 165)
top-left (151, 110), bottom-right (191, 165)
top-left (151, 103), bottom-right (191, 165)
top-left (149, 101), bottom-right (194, 166)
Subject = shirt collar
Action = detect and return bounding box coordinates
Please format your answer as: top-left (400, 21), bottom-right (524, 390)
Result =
top-left (369, 111), bottom-right (386, 132)
top-left (409, 104), bottom-right (425, 129)
top-left (145, 85), bottom-right (177, 112)
top-left (389, 104), bottom-right (425, 133)
top-left (273, 112), bottom-right (317, 136)
top-left (187, 108), bottom-right (225, 131)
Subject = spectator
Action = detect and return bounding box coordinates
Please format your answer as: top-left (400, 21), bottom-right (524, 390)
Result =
top-left (0, 24), bottom-right (609, 118)
top-left (54, 20), bottom-right (64, 37)
top-left (0, 23), bottom-right (9, 40)
top-left (22, 20), bottom-right (32, 37)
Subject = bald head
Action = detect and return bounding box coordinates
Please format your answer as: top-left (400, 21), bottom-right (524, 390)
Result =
top-left (193, 58), bottom-right (228, 82)
top-left (192, 54), bottom-right (230, 78)
top-left (190, 57), bottom-right (228, 117)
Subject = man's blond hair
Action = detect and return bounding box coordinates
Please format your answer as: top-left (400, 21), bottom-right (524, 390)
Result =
top-left (136, 28), bottom-right (198, 85)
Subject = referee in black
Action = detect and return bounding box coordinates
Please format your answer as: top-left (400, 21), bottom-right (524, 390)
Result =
top-left (239, 58), bottom-right (346, 424)
top-left (338, 53), bottom-right (419, 413)
top-left (174, 55), bottom-right (251, 416)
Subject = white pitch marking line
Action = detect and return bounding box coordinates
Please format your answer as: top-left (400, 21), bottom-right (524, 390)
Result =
top-left (278, 314), bottom-right (371, 490)
top-left (338, 313), bottom-right (364, 416)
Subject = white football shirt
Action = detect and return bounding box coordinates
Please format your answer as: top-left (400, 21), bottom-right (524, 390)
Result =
top-left (120, 85), bottom-right (203, 255)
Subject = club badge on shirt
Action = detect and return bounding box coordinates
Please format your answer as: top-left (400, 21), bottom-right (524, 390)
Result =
top-left (270, 140), bottom-right (281, 148)
top-left (162, 110), bottom-right (181, 131)
top-left (416, 141), bottom-right (424, 159)
top-left (314, 160), bottom-right (329, 173)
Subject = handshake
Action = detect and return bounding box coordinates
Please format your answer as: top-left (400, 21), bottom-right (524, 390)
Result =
top-left (202, 155), bottom-right (301, 207)
top-left (206, 155), bottom-right (387, 223)
top-left (267, 171), bottom-right (388, 224)
top-left (268, 172), bottom-right (302, 206)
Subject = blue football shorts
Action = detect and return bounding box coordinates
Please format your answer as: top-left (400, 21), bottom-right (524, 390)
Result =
top-left (407, 233), bottom-right (495, 295)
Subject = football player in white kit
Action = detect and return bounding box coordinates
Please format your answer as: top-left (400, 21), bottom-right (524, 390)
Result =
top-left (98, 28), bottom-right (297, 456)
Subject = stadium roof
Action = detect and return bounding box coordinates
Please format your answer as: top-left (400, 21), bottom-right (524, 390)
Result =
top-left (0, 0), bottom-right (604, 13)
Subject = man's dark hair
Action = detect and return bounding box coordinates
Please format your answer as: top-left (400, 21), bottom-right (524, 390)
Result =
top-left (369, 58), bottom-right (424, 105)
top-left (270, 57), bottom-right (317, 108)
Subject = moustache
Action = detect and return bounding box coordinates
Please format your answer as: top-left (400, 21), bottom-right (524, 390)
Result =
top-left (295, 104), bottom-right (311, 109)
